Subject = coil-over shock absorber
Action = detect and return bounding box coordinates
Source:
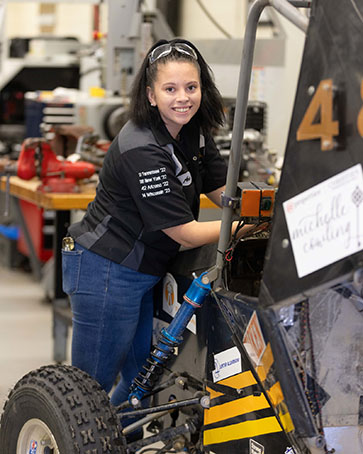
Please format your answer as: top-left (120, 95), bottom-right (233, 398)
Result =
top-left (128, 271), bottom-right (211, 407)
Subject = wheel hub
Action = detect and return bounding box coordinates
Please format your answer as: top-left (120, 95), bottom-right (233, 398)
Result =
top-left (17, 418), bottom-right (59, 454)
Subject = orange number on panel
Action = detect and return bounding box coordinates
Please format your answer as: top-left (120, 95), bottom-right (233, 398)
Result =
top-left (357, 80), bottom-right (363, 138)
top-left (296, 79), bottom-right (339, 151)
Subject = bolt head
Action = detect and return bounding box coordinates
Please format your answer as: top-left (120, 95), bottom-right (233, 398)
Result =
top-left (322, 139), bottom-right (332, 149)
top-left (307, 85), bottom-right (315, 96)
top-left (200, 395), bottom-right (210, 408)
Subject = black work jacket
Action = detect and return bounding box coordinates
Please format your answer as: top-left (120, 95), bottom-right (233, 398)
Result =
top-left (69, 116), bottom-right (227, 276)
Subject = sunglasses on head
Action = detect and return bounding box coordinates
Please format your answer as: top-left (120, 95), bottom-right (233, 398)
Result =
top-left (148, 42), bottom-right (198, 65)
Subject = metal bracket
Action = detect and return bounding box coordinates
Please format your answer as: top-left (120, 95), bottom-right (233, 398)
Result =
top-left (200, 265), bottom-right (220, 285)
top-left (221, 191), bottom-right (240, 209)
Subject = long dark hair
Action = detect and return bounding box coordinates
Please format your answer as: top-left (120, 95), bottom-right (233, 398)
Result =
top-left (129, 38), bottom-right (225, 135)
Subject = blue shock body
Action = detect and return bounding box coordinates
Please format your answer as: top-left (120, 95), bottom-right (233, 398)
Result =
top-left (128, 272), bottom-right (211, 406)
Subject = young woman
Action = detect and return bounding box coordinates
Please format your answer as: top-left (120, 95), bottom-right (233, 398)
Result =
top-left (62, 39), bottom-right (249, 410)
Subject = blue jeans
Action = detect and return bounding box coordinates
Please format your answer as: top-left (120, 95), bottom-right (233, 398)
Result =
top-left (62, 242), bottom-right (160, 406)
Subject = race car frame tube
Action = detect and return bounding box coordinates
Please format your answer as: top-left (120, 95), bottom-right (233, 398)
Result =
top-left (215, 0), bottom-right (309, 282)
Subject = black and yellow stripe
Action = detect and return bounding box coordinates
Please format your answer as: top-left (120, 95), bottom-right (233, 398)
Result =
top-left (256, 343), bottom-right (294, 433)
top-left (203, 343), bottom-right (294, 446)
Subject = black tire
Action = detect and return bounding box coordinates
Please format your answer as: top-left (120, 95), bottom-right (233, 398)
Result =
top-left (0, 364), bottom-right (126, 454)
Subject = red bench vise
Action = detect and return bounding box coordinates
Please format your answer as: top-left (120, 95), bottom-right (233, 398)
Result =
top-left (17, 139), bottom-right (96, 193)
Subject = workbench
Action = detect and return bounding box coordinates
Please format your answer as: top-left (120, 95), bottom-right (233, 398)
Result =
top-left (0, 176), bottom-right (95, 290)
top-left (0, 176), bottom-right (218, 363)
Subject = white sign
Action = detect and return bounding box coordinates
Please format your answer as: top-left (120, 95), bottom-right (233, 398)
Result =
top-left (283, 164), bottom-right (363, 277)
top-left (212, 346), bottom-right (242, 382)
top-left (162, 273), bottom-right (196, 334)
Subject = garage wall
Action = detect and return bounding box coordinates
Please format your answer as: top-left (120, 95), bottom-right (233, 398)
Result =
top-left (5, 2), bottom-right (100, 43)
top-left (3, 0), bottom-right (307, 155)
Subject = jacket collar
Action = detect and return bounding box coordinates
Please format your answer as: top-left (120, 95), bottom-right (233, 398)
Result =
top-left (150, 113), bottom-right (200, 148)
top-left (150, 113), bottom-right (173, 146)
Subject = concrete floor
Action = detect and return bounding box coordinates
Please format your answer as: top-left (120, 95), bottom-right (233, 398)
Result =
top-left (0, 265), bottom-right (70, 410)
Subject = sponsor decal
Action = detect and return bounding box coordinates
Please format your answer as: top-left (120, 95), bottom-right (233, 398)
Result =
top-left (249, 438), bottom-right (265, 454)
top-left (285, 448), bottom-right (296, 454)
top-left (212, 346), bottom-right (242, 382)
top-left (243, 311), bottom-right (266, 366)
top-left (162, 273), bottom-right (196, 334)
top-left (29, 440), bottom-right (38, 454)
top-left (283, 163), bottom-right (363, 277)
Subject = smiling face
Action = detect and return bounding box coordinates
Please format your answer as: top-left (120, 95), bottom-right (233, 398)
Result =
top-left (146, 60), bottom-right (202, 138)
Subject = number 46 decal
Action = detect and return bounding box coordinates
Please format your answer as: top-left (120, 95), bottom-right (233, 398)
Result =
top-left (296, 79), bottom-right (339, 151)
top-left (297, 78), bottom-right (363, 151)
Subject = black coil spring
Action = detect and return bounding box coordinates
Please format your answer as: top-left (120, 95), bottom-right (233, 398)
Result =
top-left (132, 332), bottom-right (179, 393)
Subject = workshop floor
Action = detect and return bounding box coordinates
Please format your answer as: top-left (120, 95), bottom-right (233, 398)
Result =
top-left (0, 264), bottom-right (69, 410)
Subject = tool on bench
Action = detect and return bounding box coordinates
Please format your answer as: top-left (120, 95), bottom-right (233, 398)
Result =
top-left (17, 138), bottom-right (96, 193)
